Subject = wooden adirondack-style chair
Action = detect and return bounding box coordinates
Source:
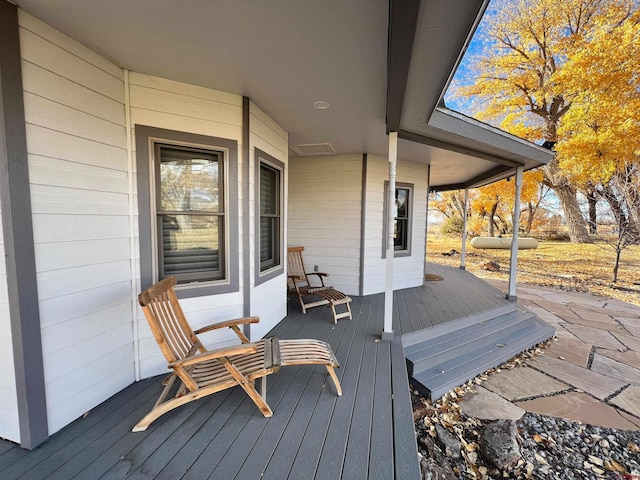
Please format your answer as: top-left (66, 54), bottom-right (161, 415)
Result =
top-left (133, 276), bottom-right (341, 432)
top-left (287, 246), bottom-right (352, 323)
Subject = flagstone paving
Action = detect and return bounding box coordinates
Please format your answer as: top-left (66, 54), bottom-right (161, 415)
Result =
top-left (542, 337), bottom-right (592, 368)
top-left (481, 366), bottom-right (568, 401)
top-left (458, 386), bottom-right (525, 421)
top-left (610, 385), bottom-right (640, 418)
top-left (460, 281), bottom-right (640, 431)
top-left (515, 392), bottom-right (639, 430)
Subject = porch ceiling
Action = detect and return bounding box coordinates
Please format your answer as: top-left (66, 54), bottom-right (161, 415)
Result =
top-left (13, 0), bottom-right (551, 189)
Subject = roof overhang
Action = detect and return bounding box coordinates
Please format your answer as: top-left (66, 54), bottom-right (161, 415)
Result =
top-left (12, 0), bottom-right (552, 190)
top-left (388, 0), bottom-right (553, 191)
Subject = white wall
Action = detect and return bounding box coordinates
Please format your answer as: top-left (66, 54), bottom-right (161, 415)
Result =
top-left (129, 78), bottom-right (290, 373)
top-left (18, 11), bottom-right (133, 435)
top-left (249, 103), bottom-right (289, 341)
top-left (362, 155), bottom-right (428, 295)
top-left (287, 155), bottom-right (363, 296)
top-left (129, 73), bottom-right (247, 377)
top-left (0, 210), bottom-right (20, 443)
top-left (9, 10), bottom-right (290, 439)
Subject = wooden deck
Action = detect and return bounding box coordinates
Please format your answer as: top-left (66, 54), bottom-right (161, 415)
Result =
top-left (0, 293), bottom-right (420, 480)
top-left (394, 262), bottom-right (512, 336)
top-left (0, 264), bottom-right (516, 479)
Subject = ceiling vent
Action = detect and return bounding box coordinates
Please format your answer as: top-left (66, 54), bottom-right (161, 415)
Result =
top-left (289, 143), bottom-right (336, 156)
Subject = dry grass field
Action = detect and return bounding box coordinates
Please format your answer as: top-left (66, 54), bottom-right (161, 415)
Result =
top-left (426, 233), bottom-right (640, 305)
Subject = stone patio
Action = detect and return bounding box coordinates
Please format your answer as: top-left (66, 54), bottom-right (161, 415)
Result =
top-left (460, 281), bottom-right (640, 431)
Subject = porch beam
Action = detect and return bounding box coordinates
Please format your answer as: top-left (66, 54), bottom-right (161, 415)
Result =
top-left (397, 130), bottom-right (524, 168)
top-left (507, 167), bottom-right (523, 300)
top-left (460, 188), bottom-right (469, 270)
top-left (386, 0), bottom-right (420, 133)
top-left (465, 164), bottom-right (515, 189)
top-left (383, 132), bottom-right (398, 341)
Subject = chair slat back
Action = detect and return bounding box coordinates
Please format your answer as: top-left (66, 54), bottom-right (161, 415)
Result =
top-left (138, 276), bottom-right (201, 363)
top-left (287, 246), bottom-right (310, 287)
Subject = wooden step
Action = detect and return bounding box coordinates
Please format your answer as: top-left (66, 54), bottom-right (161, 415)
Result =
top-left (405, 310), bottom-right (536, 376)
top-left (407, 311), bottom-right (554, 400)
top-left (401, 302), bottom-right (516, 348)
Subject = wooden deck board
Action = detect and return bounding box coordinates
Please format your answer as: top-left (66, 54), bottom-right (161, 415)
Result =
top-left (207, 309), bottom-right (334, 479)
top-left (153, 389), bottom-right (248, 479)
top-left (313, 295), bottom-right (377, 478)
top-left (2, 270), bottom-right (515, 480)
top-left (261, 296), bottom-right (368, 479)
top-left (45, 390), bottom-right (163, 480)
top-left (369, 329), bottom-right (394, 479)
top-left (391, 333), bottom-right (422, 479)
top-left (340, 295), bottom-right (380, 479)
top-left (287, 295), bottom-right (376, 479)
top-left (395, 263), bottom-right (512, 337)
top-left (2, 379), bottom-right (158, 480)
top-left (125, 390), bottom-right (235, 479)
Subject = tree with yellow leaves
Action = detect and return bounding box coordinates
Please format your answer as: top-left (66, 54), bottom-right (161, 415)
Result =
top-left (431, 170), bottom-right (546, 238)
top-left (451, 0), bottom-right (639, 242)
top-left (555, 5), bottom-right (640, 237)
top-left (472, 169), bottom-right (545, 236)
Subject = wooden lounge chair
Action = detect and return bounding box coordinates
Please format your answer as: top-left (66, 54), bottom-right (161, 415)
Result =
top-left (287, 246), bottom-right (352, 323)
top-left (133, 276), bottom-right (342, 432)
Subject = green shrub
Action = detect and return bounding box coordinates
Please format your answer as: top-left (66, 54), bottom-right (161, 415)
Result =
top-left (440, 216), bottom-right (465, 237)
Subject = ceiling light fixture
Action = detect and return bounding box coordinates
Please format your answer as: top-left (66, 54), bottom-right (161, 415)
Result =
top-left (312, 100), bottom-right (331, 110)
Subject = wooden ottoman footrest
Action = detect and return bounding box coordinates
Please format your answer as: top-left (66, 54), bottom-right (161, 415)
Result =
top-left (277, 339), bottom-right (342, 396)
top-left (314, 288), bottom-right (353, 323)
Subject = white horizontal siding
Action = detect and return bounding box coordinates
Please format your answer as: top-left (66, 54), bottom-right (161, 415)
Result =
top-left (129, 73), bottom-right (251, 378)
top-left (19, 10), bottom-right (133, 435)
top-left (288, 155), bottom-right (363, 296)
top-left (362, 155), bottom-right (428, 295)
top-left (249, 102), bottom-right (288, 339)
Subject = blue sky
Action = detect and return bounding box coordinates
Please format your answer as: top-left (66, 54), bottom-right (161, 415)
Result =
top-left (443, 1), bottom-right (497, 115)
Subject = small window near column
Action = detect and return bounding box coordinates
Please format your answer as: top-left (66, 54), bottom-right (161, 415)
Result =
top-left (383, 182), bottom-right (413, 257)
top-left (255, 148), bottom-right (285, 284)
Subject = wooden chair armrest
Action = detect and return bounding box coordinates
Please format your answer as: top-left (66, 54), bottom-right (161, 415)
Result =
top-left (307, 272), bottom-right (329, 278)
top-left (193, 316), bottom-right (260, 335)
top-left (169, 343), bottom-right (258, 368)
top-left (306, 271), bottom-right (328, 287)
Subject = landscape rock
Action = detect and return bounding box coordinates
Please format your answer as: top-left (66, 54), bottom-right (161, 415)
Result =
top-left (481, 261), bottom-right (500, 272)
top-left (419, 456), bottom-right (459, 480)
top-left (418, 435), bottom-right (459, 480)
top-left (435, 423), bottom-right (462, 460)
top-left (478, 419), bottom-right (522, 469)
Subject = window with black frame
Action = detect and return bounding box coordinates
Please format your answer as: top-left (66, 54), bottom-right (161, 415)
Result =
top-left (394, 186), bottom-right (410, 251)
top-left (156, 144), bottom-right (224, 283)
top-left (259, 161), bottom-right (281, 272)
top-left (383, 181), bottom-right (413, 257)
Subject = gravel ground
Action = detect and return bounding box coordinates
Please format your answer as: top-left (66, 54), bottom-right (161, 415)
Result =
top-left (414, 404), bottom-right (640, 479)
top-left (413, 385), bottom-right (640, 480)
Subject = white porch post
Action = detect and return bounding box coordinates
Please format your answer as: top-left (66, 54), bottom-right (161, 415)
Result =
top-left (460, 188), bottom-right (469, 270)
top-left (423, 165), bottom-right (431, 279)
top-left (508, 167), bottom-right (523, 300)
top-left (383, 132), bottom-right (398, 341)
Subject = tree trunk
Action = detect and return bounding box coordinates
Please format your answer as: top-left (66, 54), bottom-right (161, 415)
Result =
top-left (525, 202), bottom-right (534, 235)
top-left (613, 249), bottom-right (621, 283)
top-left (553, 183), bottom-right (592, 243)
top-left (488, 202), bottom-right (498, 236)
top-left (586, 189), bottom-right (598, 234)
top-left (541, 154), bottom-right (592, 243)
